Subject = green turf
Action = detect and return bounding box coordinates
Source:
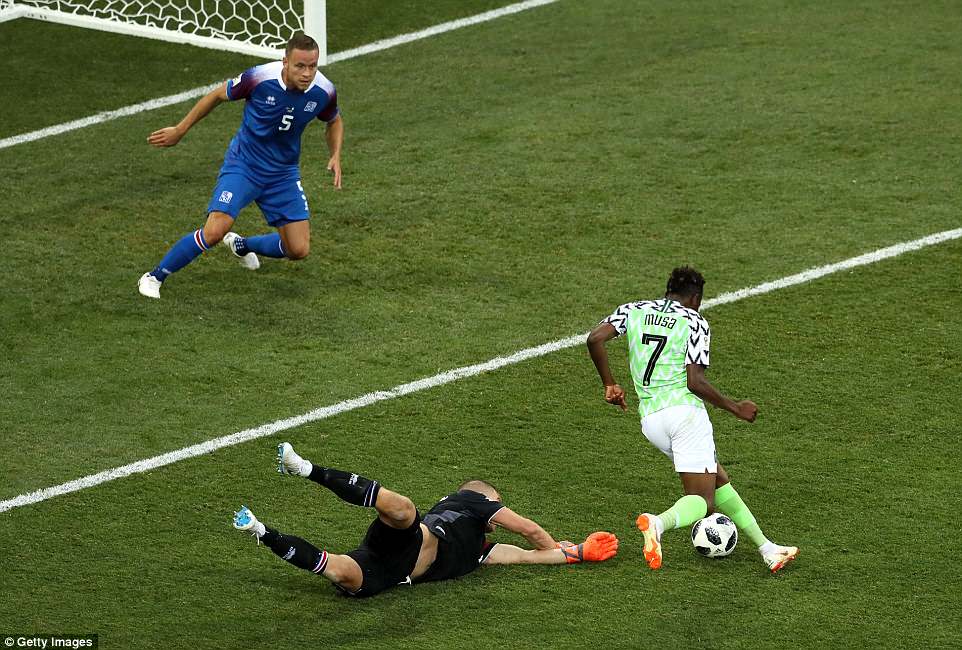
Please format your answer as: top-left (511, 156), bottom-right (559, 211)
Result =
top-left (1, 0), bottom-right (961, 648)
top-left (328, 0), bottom-right (516, 52)
top-left (0, 19), bottom-right (261, 138)
top-left (0, 0), bottom-right (525, 138)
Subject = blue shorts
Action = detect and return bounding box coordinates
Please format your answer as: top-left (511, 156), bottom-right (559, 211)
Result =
top-left (207, 162), bottom-right (309, 227)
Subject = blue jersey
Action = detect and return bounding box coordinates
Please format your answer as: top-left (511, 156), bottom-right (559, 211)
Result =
top-left (224, 61), bottom-right (339, 181)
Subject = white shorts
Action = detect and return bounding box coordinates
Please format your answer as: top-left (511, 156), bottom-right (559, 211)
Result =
top-left (641, 405), bottom-right (717, 473)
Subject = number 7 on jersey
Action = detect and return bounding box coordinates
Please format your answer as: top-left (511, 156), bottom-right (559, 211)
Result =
top-left (640, 334), bottom-right (667, 386)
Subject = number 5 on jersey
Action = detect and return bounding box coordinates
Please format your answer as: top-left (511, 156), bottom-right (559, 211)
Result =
top-left (279, 115), bottom-right (293, 131)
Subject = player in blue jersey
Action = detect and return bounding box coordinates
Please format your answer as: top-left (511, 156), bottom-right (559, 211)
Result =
top-left (138, 32), bottom-right (343, 299)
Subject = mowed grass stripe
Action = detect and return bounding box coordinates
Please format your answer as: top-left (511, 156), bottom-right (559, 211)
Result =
top-left (3, 225), bottom-right (959, 515)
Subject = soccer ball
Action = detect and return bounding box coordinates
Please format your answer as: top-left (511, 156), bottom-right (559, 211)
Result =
top-left (691, 513), bottom-right (738, 558)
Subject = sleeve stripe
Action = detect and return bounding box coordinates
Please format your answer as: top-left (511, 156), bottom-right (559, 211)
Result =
top-left (486, 505), bottom-right (505, 524)
top-left (601, 301), bottom-right (642, 336)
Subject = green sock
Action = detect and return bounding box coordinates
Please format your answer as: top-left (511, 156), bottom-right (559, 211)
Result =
top-left (657, 494), bottom-right (707, 531)
top-left (715, 483), bottom-right (768, 548)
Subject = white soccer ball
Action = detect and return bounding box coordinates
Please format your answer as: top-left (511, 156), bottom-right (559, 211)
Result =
top-left (691, 513), bottom-right (738, 558)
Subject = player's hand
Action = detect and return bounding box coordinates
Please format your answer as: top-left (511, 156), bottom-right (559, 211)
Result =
top-left (327, 155), bottom-right (342, 189)
top-left (147, 126), bottom-right (184, 148)
top-left (582, 531), bottom-right (618, 561)
top-left (604, 384), bottom-right (627, 412)
top-left (559, 532), bottom-right (619, 563)
top-left (733, 400), bottom-right (758, 422)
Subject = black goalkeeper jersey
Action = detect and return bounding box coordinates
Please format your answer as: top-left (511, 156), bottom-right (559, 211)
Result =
top-left (416, 489), bottom-right (504, 583)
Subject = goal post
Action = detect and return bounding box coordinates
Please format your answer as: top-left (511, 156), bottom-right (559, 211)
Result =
top-left (303, 1), bottom-right (327, 66)
top-left (0, 0), bottom-right (328, 63)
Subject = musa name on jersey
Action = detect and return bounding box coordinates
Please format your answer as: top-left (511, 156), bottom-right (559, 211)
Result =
top-left (417, 490), bottom-right (503, 583)
top-left (224, 61), bottom-right (339, 180)
top-left (602, 299), bottom-right (711, 418)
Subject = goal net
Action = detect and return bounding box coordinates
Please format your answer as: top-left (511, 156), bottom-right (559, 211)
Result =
top-left (0, 0), bottom-right (326, 62)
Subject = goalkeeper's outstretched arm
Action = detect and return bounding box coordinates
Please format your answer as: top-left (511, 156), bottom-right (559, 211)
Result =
top-left (490, 507), bottom-right (558, 550)
top-left (484, 532), bottom-right (619, 565)
top-left (484, 507), bottom-right (618, 565)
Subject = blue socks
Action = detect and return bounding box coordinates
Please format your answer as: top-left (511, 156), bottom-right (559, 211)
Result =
top-left (151, 229), bottom-right (209, 282)
top-left (150, 229), bottom-right (288, 283)
top-left (240, 233), bottom-right (286, 258)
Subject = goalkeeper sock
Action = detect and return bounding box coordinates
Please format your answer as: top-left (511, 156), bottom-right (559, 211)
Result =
top-left (309, 466), bottom-right (381, 507)
top-left (151, 229), bottom-right (209, 281)
top-left (243, 233), bottom-right (287, 258)
top-left (656, 494), bottom-right (708, 532)
top-left (714, 483), bottom-right (769, 548)
top-left (262, 528), bottom-right (330, 574)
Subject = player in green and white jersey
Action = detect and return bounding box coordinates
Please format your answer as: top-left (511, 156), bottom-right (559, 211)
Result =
top-left (587, 266), bottom-right (798, 573)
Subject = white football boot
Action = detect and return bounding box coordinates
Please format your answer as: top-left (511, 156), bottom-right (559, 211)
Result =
top-left (223, 232), bottom-right (261, 270)
top-left (138, 272), bottom-right (162, 299)
top-left (761, 544), bottom-right (799, 573)
top-left (232, 505), bottom-right (266, 541)
top-left (635, 513), bottom-right (664, 569)
top-left (277, 442), bottom-right (312, 477)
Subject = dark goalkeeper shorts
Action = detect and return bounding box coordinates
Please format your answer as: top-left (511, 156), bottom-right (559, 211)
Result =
top-left (342, 512), bottom-right (423, 598)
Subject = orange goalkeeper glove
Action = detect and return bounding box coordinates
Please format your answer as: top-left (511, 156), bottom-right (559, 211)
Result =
top-left (558, 532), bottom-right (619, 563)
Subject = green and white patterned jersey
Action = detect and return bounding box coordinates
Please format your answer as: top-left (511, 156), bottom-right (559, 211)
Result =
top-left (602, 299), bottom-right (711, 418)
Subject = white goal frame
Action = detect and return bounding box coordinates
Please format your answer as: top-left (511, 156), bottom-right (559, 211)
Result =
top-left (0, 0), bottom-right (326, 63)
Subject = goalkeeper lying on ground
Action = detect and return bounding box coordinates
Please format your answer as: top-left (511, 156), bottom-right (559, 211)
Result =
top-left (233, 443), bottom-right (618, 597)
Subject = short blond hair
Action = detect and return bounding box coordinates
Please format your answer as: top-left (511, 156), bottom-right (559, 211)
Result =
top-left (458, 479), bottom-right (499, 500)
top-left (286, 31), bottom-right (319, 57)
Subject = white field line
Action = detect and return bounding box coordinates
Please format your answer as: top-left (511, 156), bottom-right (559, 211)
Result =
top-left (0, 83), bottom-right (223, 149)
top-left (2, 227), bottom-right (960, 515)
top-left (0, 0), bottom-right (559, 150)
top-left (326, 0), bottom-right (558, 63)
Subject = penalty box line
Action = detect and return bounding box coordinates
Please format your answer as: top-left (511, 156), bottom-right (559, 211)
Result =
top-left (1, 226), bottom-right (961, 514)
top-left (0, 0), bottom-right (559, 150)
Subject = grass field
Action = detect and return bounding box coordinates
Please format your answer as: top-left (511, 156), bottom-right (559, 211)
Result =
top-left (1, 0), bottom-right (961, 648)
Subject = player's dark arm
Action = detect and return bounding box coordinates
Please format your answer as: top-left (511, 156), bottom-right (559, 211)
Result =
top-left (686, 363), bottom-right (757, 422)
top-left (148, 82), bottom-right (229, 148)
top-left (586, 323), bottom-right (628, 411)
top-left (325, 114), bottom-right (344, 188)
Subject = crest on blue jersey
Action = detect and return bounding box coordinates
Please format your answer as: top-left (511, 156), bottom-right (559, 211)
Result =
top-left (219, 191), bottom-right (233, 204)
top-left (304, 101), bottom-right (318, 112)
